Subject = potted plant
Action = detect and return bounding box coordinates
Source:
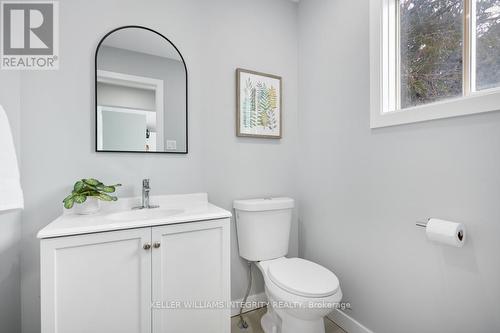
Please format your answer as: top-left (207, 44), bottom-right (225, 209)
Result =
top-left (63, 178), bottom-right (121, 215)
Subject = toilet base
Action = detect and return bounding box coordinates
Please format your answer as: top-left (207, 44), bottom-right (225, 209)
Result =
top-left (260, 303), bottom-right (325, 333)
top-left (261, 311), bottom-right (278, 333)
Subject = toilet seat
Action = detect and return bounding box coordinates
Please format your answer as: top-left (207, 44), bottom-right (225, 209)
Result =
top-left (267, 258), bottom-right (339, 298)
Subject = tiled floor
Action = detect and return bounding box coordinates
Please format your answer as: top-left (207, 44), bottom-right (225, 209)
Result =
top-left (231, 307), bottom-right (346, 333)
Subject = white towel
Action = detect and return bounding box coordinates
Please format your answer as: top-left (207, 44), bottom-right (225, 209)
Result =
top-left (0, 104), bottom-right (23, 211)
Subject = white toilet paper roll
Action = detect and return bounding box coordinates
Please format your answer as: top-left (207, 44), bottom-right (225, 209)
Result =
top-left (425, 218), bottom-right (465, 247)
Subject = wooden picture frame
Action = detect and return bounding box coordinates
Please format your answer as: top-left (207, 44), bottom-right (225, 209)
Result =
top-left (236, 68), bottom-right (282, 138)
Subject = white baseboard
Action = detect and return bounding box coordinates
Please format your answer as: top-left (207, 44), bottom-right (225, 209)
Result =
top-left (328, 309), bottom-right (374, 333)
top-left (231, 292), bottom-right (267, 317)
top-left (231, 293), bottom-right (374, 333)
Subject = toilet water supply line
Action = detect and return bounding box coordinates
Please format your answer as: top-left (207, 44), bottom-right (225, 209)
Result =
top-left (238, 261), bottom-right (253, 329)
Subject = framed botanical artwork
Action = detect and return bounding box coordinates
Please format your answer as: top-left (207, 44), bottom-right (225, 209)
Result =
top-left (236, 68), bottom-right (282, 138)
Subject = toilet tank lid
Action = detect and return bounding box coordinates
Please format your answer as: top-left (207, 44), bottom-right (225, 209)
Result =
top-left (233, 197), bottom-right (294, 211)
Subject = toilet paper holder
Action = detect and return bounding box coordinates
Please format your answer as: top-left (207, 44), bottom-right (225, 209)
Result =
top-left (415, 219), bottom-right (429, 228)
top-left (416, 218), bottom-right (464, 242)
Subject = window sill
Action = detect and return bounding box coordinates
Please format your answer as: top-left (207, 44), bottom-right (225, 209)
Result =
top-left (370, 89), bottom-right (500, 128)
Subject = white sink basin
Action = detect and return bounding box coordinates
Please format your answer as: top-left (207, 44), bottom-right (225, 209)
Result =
top-left (37, 193), bottom-right (233, 239)
top-left (106, 208), bottom-right (185, 222)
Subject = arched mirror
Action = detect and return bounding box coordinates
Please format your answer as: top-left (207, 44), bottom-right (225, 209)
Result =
top-left (95, 26), bottom-right (187, 153)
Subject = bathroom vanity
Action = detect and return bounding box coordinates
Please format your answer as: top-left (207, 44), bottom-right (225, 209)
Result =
top-left (38, 193), bottom-right (231, 333)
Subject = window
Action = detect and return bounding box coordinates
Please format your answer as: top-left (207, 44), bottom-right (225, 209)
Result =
top-left (370, 0), bottom-right (500, 128)
top-left (400, 0), bottom-right (464, 108)
top-left (476, 0), bottom-right (500, 90)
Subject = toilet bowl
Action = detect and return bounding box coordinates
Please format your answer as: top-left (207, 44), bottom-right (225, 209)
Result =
top-left (257, 257), bottom-right (342, 333)
top-left (234, 197), bottom-right (342, 333)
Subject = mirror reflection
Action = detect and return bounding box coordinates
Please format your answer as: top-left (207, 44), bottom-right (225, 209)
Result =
top-left (96, 26), bottom-right (187, 153)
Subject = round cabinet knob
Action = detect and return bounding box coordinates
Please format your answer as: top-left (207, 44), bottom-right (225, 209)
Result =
top-left (143, 243), bottom-right (151, 250)
top-left (153, 242), bottom-right (161, 249)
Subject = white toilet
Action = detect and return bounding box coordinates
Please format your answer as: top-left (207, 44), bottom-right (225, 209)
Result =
top-left (234, 197), bottom-right (342, 333)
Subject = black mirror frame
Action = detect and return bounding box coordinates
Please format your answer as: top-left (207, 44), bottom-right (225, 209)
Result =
top-left (94, 25), bottom-right (188, 154)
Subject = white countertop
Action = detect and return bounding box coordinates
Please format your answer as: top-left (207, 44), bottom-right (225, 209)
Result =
top-left (37, 193), bottom-right (232, 239)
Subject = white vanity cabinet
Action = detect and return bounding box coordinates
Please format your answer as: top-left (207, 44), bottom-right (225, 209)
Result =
top-left (38, 194), bottom-right (231, 333)
top-left (151, 220), bottom-right (230, 332)
top-left (40, 228), bottom-right (153, 333)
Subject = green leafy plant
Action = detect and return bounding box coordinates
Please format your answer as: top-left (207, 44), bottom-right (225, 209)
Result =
top-left (63, 178), bottom-right (121, 209)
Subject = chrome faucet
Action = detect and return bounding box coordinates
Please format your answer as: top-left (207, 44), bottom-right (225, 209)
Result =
top-left (134, 179), bottom-right (159, 209)
top-left (142, 179), bottom-right (151, 208)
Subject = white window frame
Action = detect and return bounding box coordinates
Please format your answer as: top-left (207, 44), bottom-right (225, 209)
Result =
top-left (370, 0), bottom-right (500, 128)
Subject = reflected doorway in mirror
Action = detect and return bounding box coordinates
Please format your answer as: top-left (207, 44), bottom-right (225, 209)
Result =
top-left (97, 70), bottom-right (164, 152)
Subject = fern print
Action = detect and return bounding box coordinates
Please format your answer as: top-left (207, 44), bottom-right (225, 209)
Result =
top-left (267, 86), bottom-right (278, 130)
top-left (250, 87), bottom-right (258, 127)
top-left (269, 86), bottom-right (278, 111)
top-left (238, 70), bottom-right (281, 138)
top-left (241, 78), bottom-right (253, 128)
top-left (257, 82), bottom-right (271, 127)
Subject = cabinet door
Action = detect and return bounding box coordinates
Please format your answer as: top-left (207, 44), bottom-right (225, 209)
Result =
top-left (152, 219), bottom-right (230, 333)
top-left (41, 228), bottom-right (152, 333)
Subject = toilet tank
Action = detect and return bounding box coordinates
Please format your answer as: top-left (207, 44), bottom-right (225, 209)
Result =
top-left (233, 197), bottom-right (294, 262)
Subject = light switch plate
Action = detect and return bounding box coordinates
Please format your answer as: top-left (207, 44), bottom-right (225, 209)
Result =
top-left (166, 140), bottom-right (177, 150)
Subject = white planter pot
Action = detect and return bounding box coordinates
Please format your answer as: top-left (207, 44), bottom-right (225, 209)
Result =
top-left (74, 197), bottom-right (100, 215)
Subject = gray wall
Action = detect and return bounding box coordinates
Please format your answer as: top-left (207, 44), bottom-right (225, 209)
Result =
top-left (199, 0), bottom-right (299, 302)
top-left (0, 72), bottom-right (22, 333)
top-left (98, 46), bottom-right (187, 152)
top-left (16, 1), bottom-right (298, 332)
top-left (297, 1), bottom-right (500, 332)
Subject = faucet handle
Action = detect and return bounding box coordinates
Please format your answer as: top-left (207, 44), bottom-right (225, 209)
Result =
top-left (142, 179), bottom-right (150, 188)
